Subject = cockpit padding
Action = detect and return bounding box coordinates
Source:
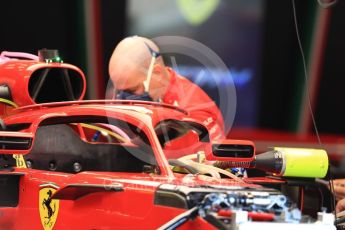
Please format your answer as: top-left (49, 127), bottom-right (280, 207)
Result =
top-left (25, 124), bottom-right (156, 173)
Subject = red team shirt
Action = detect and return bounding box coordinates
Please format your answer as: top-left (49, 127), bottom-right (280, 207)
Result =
top-left (162, 67), bottom-right (225, 141)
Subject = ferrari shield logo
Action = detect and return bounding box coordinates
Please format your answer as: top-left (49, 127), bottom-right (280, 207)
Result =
top-left (177, 0), bottom-right (220, 26)
top-left (39, 184), bottom-right (60, 230)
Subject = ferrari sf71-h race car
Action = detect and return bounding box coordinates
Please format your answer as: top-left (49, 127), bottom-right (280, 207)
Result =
top-left (0, 51), bottom-right (336, 229)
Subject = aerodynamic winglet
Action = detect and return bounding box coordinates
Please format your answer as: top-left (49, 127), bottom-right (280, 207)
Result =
top-left (51, 183), bottom-right (124, 200)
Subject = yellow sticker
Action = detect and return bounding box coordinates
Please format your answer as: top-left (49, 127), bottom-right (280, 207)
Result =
top-left (13, 154), bottom-right (27, 168)
top-left (39, 185), bottom-right (60, 230)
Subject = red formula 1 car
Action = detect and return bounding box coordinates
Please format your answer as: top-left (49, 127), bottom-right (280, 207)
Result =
top-left (0, 51), bottom-right (335, 229)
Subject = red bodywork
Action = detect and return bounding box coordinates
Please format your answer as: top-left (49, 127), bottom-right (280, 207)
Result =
top-left (0, 54), bottom-right (320, 230)
top-left (0, 101), bottom-right (261, 229)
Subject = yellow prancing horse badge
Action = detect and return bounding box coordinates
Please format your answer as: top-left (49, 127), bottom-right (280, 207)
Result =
top-left (39, 183), bottom-right (60, 230)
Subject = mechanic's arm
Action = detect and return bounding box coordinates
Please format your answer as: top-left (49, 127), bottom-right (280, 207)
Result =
top-left (336, 198), bottom-right (345, 213)
top-left (333, 179), bottom-right (345, 200)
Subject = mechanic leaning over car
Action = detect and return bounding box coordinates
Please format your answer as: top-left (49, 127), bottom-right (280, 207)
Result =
top-left (108, 36), bottom-right (225, 140)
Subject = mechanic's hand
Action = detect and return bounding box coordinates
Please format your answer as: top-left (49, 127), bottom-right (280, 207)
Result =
top-left (333, 179), bottom-right (345, 200)
top-left (336, 198), bottom-right (345, 213)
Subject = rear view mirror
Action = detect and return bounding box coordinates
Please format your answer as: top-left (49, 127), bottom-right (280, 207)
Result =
top-left (207, 139), bottom-right (255, 162)
top-left (0, 131), bottom-right (33, 154)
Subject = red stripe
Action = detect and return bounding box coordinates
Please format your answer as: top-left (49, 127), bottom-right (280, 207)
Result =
top-left (299, 8), bottom-right (332, 134)
top-left (91, 0), bottom-right (105, 99)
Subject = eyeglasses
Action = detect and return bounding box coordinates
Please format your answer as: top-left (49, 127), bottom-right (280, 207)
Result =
top-left (143, 42), bottom-right (161, 92)
top-left (145, 42), bottom-right (161, 58)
